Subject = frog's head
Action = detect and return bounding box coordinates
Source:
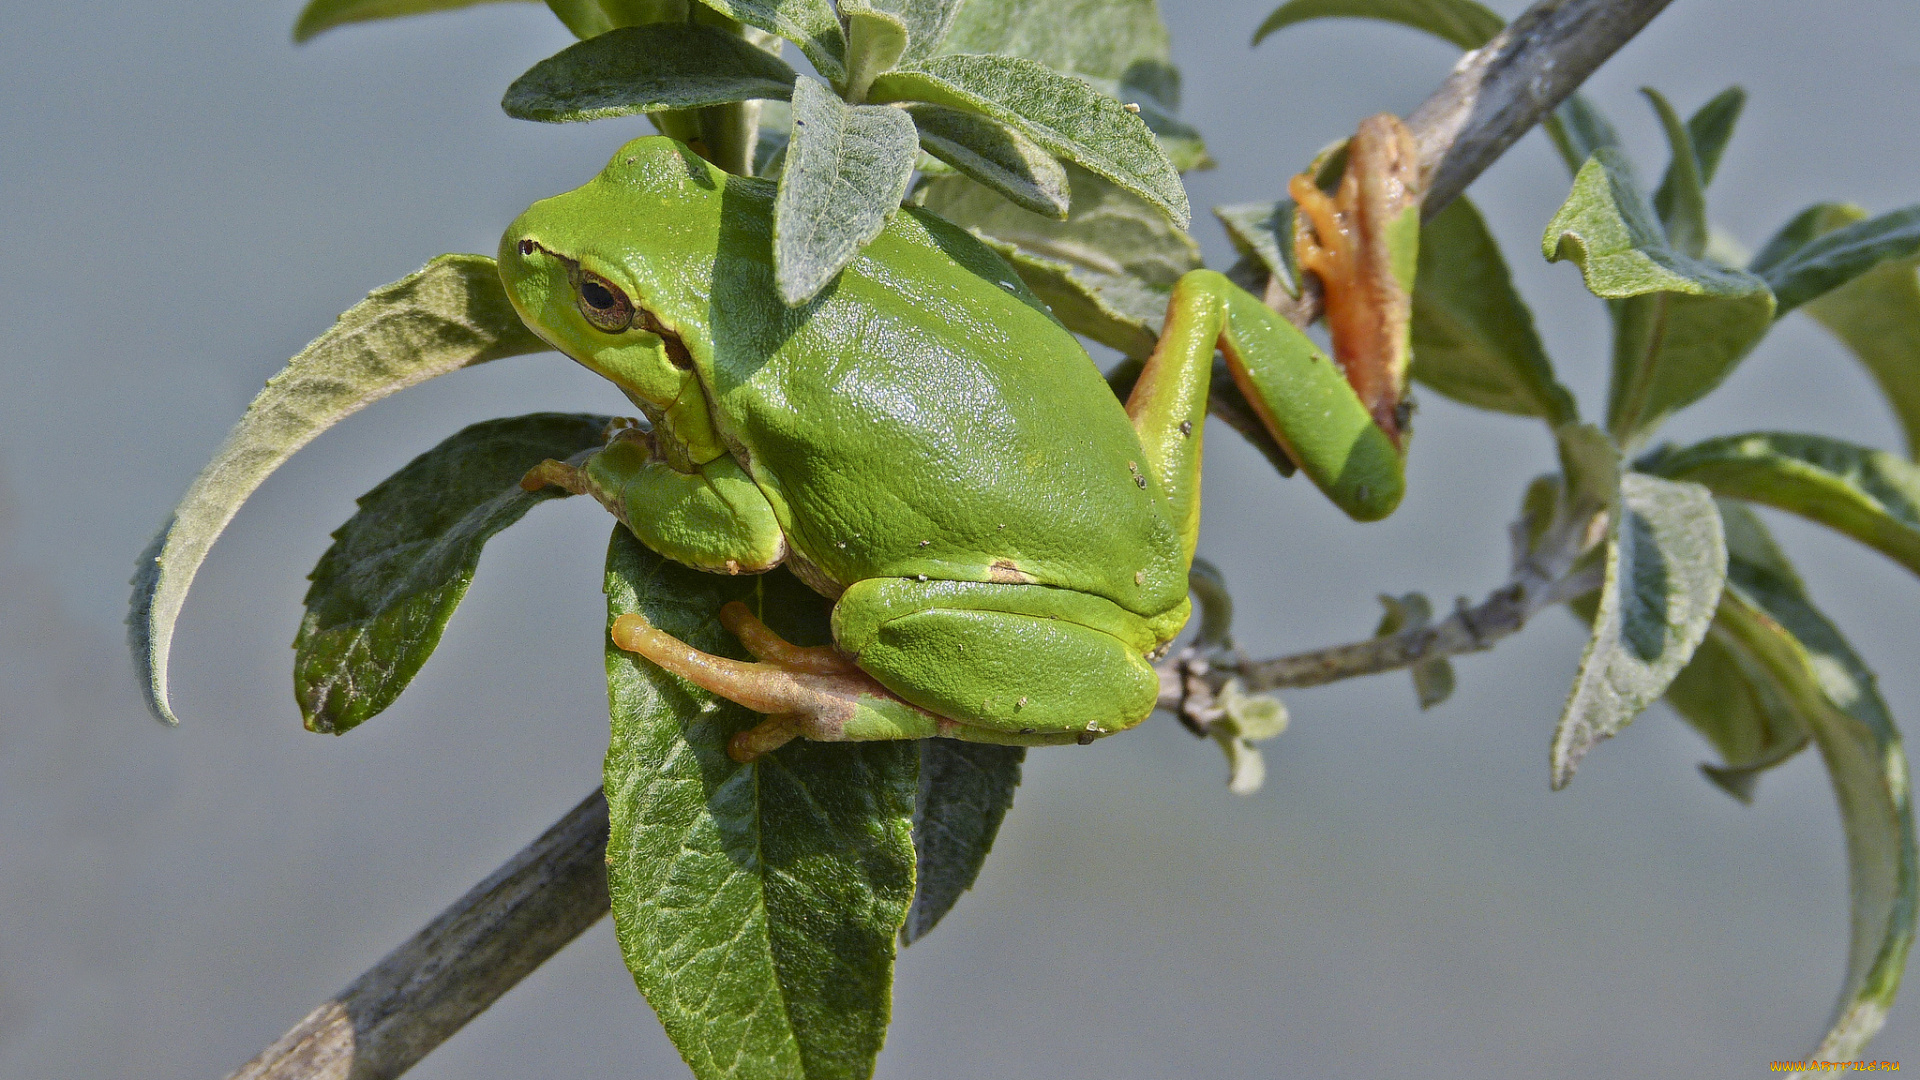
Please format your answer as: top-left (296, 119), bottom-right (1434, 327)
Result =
top-left (500, 137), bottom-right (729, 461)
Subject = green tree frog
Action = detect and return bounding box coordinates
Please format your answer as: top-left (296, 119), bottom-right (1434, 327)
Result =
top-left (503, 127), bottom-right (1417, 762)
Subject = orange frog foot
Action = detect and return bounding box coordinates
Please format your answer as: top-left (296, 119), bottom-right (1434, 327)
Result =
top-left (610, 602), bottom-right (927, 763)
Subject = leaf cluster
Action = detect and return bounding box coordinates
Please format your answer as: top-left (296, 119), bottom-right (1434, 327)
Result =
top-left (1244, 1), bottom-right (1920, 1061)
top-left (129, 0), bottom-right (1920, 1074)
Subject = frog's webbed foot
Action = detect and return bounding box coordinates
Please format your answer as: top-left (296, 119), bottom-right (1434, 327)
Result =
top-left (1288, 113), bottom-right (1421, 446)
top-left (610, 602), bottom-right (942, 763)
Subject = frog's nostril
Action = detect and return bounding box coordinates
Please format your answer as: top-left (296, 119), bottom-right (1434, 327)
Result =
top-left (518, 239), bottom-right (536, 257)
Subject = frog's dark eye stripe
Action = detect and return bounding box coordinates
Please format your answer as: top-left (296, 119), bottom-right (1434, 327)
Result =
top-left (577, 271), bottom-right (634, 332)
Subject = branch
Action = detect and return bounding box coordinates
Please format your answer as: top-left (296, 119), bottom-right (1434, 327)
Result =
top-left (1256, 0), bottom-right (1676, 322)
top-left (227, 1), bottom-right (1667, 1075)
top-left (225, 791), bottom-right (611, 1080)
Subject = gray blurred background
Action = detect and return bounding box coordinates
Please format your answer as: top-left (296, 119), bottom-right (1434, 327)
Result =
top-left (4, 1), bottom-right (1920, 1076)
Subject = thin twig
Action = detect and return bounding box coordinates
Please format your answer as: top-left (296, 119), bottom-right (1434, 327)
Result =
top-left (1270, 0), bottom-right (1676, 327)
top-left (228, 1), bottom-right (1666, 1075)
top-left (225, 791), bottom-right (611, 1080)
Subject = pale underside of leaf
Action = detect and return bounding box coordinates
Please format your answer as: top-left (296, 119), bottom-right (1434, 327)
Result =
top-left (130, 254), bottom-right (548, 726)
top-left (695, 0), bottom-right (850, 84)
top-left (292, 0), bottom-right (531, 42)
top-left (907, 104), bottom-right (1069, 219)
top-left (1649, 432), bottom-right (1920, 582)
top-left (868, 55), bottom-right (1188, 228)
top-left (866, 0), bottom-right (963, 62)
top-left (903, 740), bottom-right (1024, 944)
top-left (604, 529), bottom-right (916, 1080)
top-left (774, 77), bottom-right (920, 305)
top-left (1714, 562), bottom-right (1917, 1062)
top-left (295, 412), bottom-right (612, 734)
top-left (502, 23), bottom-right (799, 123)
top-left (1550, 472), bottom-right (1727, 788)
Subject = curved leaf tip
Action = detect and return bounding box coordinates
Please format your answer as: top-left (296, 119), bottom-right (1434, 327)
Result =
top-left (127, 254), bottom-right (549, 726)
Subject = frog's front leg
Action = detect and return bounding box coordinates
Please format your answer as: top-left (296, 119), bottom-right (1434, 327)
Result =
top-left (523, 429), bottom-right (786, 574)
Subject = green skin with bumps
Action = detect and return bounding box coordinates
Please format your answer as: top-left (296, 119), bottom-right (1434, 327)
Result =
top-left (500, 136), bottom-right (1403, 752)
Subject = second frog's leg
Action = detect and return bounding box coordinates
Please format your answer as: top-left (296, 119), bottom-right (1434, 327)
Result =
top-left (1131, 269), bottom-right (1406, 550)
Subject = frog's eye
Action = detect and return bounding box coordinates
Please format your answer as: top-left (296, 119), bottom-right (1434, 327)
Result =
top-left (577, 271), bottom-right (635, 333)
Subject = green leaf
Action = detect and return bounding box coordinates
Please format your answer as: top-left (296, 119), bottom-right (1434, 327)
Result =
top-left (774, 77), bottom-right (921, 305)
top-left (1374, 593), bottom-right (1455, 709)
top-left (902, 741), bottom-right (1023, 944)
top-left (1214, 200), bottom-right (1301, 299)
top-left (1409, 197), bottom-right (1576, 423)
top-left (1661, 501), bottom-right (1809, 802)
top-left (1759, 203), bottom-right (1920, 317)
top-left (502, 23), bottom-right (798, 123)
top-left (907, 104), bottom-right (1069, 219)
top-left (695, 0), bottom-right (849, 84)
top-left (296, 413), bottom-right (612, 734)
top-left (1543, 93), bottom-right (1622, 176)
top-left (1542, 148), bottom-right (1775, 445)
top-left (935, 0), bottom-right (1207, 173)
top-left (604, 527), bottom-right (916, 1080)
top-left (1646, 432), bottom-right (1920, 582)
top-left (842, 3), bottom-right (910, 103)
top-left (1642, 88), bottom-right (1706, 259)
top-left (1550, 472), bottom-right (1727, 788)
top-left (1713, 548), bottom-right (1917, 1061)
top-left (1751, 202), bottom-right (1861, 280)
top-left (1802, 221), bottom-right (1920, 460)
top-left (867, 0), bottom-right (963, 63)
top-left (1680, 85), bottom-right (1744, 188)
top-left (918, 163), bottom-right (1196, 348)
top-left (293, 0), bottom-right (530, 41)
top-left (869, 55), bottom-right (1188, 228)
top-left (1250, 0), bottom-right (1503, 49)
top-left (130, 255), bottom-right (547, 726)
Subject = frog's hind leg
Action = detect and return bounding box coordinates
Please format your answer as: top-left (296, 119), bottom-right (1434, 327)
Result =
top-left (832, 579), bottom-right (1163, 744)
top-left (609, 604), bottom-right (947, 762)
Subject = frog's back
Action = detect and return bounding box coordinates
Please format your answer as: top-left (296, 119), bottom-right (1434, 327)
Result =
top-left (702, 200), bottom-right (1187, 620)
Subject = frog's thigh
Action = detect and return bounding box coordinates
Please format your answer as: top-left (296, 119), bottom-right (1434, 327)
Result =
top-left (834, 580), bottom-right (1161, 738)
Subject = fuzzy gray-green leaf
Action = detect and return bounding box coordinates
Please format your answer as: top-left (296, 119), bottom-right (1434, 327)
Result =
top-left (908, 104), bottom-right (1069, 219)
top-left (1662, 501), bottom-right (1809, 802)
top-left (693, 0), bottom-right (849, 83)
top-left (503, 23), bottom-right (798, 123)
top-left (296, 413), bottom-right (611, 734)
top-left (867, 0), bottom-right (963, 62)
top-left (903, 741), bottom-right (1023, 944)
top-left (1648, 432), bottom-right (1920, 581)
top-left (1760, 204), bottom-right (1920, 317)
top-left (604, 528), bottom-right (916, 1080)
top-left (130, 254), bottom-right (547, 727)
top-left (1374, 593), bottom-right (1454, 709)
top-left (918, 164), bottom-right (1197, 352)
top-left (1215, 200), bottom-right (1301, 299)
top-left (1410, 197), bottom-right (1575, 423)
top-left (1543, 148), bottom-right (1775, 445)
top-left (1713, 547), bottom-right (1917, 1061)
top-left (1544, 93), bottom-right (1622, 176)
top-left (774, 77), bottom-right (920, 305)
top-left (869, 55), bottom-right (1187, 227)
top-left (1550, 472), bottom-right (1727, 788)
top-left (293, 0), bottom-right (531, 41)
